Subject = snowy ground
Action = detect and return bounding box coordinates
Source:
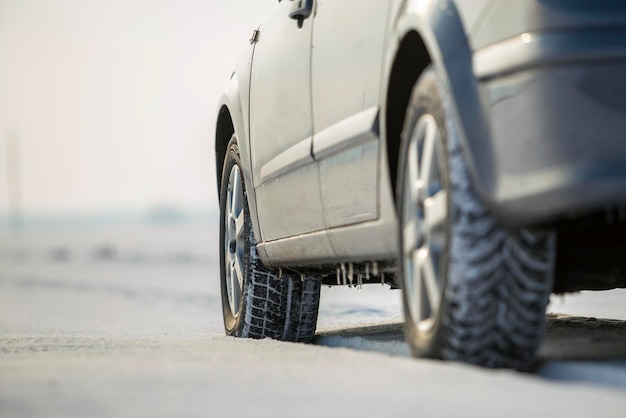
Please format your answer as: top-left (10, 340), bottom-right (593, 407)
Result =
top-left (1, 222), bottom-right (625, 417)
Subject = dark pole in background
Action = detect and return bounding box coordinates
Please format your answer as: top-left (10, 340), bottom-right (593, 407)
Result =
top-left (6, 131), bottom-right (23, 233)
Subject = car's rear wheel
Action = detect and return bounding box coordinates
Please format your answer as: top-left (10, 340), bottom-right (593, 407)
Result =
top-left (397, 66), bottom-right (556, 368)
top-left (219, 135), bottom-right (321, 342)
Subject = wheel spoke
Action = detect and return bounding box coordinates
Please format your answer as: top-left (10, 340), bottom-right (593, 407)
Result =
top-left (421, 248), bottom-right (440, 313)
top-left (226, 185), bottom-right (233, 225)
top-left (231, 168), bottom-right (241, 215)
top-left (403, 218), bottom-right (418, 250)
top-left (235, 210), bottom-right (245, 240)
top-left (424, 190), bottom-right (447, 232)
top-left (234, 252), bottom-right (244, 289)
top-left (410, 248), bottom-right (423, 322)
top-left (403, 136), bottom-right (422, 252)
top-left (407, 139), bottom-right (420, 205)
top-left (230, 262), bottom-right (240, 313)
top-left (419, 119), bottom-right (437, 194)
top-left (227, 260), bottom-right (233, 307)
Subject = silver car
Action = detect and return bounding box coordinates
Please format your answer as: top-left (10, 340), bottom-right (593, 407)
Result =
top-left (215, 0), bottom-right (626, 368)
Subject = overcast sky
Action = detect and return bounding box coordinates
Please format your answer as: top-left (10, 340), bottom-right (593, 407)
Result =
top-left (0, 0), bottom-right (276, 217)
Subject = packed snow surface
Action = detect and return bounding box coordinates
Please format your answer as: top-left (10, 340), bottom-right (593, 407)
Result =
top-left (1, 222), bottom-right (625, 417)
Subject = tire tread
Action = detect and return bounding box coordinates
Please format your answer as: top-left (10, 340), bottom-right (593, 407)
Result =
top-left (404, 68), bottom-right (556, 369)
top-left (221, 136), bottom-right (321, 343)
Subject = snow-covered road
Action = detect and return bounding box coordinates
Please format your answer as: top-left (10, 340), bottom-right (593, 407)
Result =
top-left (1, 223), bottom-right (625, 417)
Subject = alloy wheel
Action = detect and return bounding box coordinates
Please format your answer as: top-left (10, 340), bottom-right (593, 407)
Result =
top-left (224, 164), bottom-right (246, 316)
top-left (401, 114), bottom-right (448, 334)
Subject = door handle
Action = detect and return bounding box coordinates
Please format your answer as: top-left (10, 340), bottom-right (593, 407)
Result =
top-left (288, 0), bottom-right (313, 25)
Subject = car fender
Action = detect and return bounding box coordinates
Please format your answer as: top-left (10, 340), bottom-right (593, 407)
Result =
top-left (385, 0), bottom-right (495, 199)
top-left (215, 42), bottom-right (264, 242)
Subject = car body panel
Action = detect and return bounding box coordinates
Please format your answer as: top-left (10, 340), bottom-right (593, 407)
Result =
top-left (454, 0), bottom-right (495, 39)
top-left (258, 0), bottom-right (481, 264)
top-left (311, 1), bottom-right (390, 133)
top-left (255, 0), bottom-right (484, 265)
top-left (467, 1), bottom-right (626, 225)
top-left (315, 108), bottom-right (379, 228)
top-left (218, 0), bottom-right (626, 267)
top-left (470, 0), bottom-right (626, 50)
top-left (473, 28), bottom-right (626, 225)
top-left (249, 2), bottom-right (326, 241)
top-left (311, 0), bottom-right (390, 228)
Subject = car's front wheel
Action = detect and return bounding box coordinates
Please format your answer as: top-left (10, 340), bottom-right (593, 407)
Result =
top-left (219, 135), bottom-right (321, 342)
top-left (397, 66), bottom-right (556, 369)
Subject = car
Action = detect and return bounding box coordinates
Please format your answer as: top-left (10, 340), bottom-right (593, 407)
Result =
top-left (214, 0), bottom-right (626, 368)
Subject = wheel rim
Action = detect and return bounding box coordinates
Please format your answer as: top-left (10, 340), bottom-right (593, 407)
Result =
top-left (402, 114), bottom-right (448, 334)
top-left (224, 164), bottom-right (246, 317)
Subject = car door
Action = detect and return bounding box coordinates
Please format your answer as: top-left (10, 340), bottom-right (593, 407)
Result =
top-left (312, 0), bottom-right (391, 228)
top-left (249, 0), bottom-right (324, 242)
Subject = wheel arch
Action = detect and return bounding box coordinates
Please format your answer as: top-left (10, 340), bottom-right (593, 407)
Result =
top-left (215, 104), bottom-right (235, 198)
top-left (384, 30), bottom-right (431, 196)
top-left (383, 0), bottom-right (493, 205)
top-left (215, 69), bottom-right (264, 243)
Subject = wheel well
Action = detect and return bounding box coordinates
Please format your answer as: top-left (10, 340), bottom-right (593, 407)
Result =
top-left (215, 105), bottom-right (235, 197)
top-left (385, 31), bottom-right (431, 198)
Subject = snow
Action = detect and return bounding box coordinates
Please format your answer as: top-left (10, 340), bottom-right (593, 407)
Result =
top-left (1, 221), bottom-right (626, 417)
top-left (548, 291), bottom-right (626, 321)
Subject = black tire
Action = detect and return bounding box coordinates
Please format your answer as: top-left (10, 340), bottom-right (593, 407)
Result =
top-left (219, 135), bottom-right (321, 342)
top-left (397, 66), bottom-right (556, 368)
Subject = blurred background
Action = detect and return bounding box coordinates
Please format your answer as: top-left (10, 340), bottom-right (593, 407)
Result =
top-left (0, 0), bottom-right (403, 341)
top-left (0, 0), bottom-right (275, 229)
top-left (1, 0), bottom-right (624, 320)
